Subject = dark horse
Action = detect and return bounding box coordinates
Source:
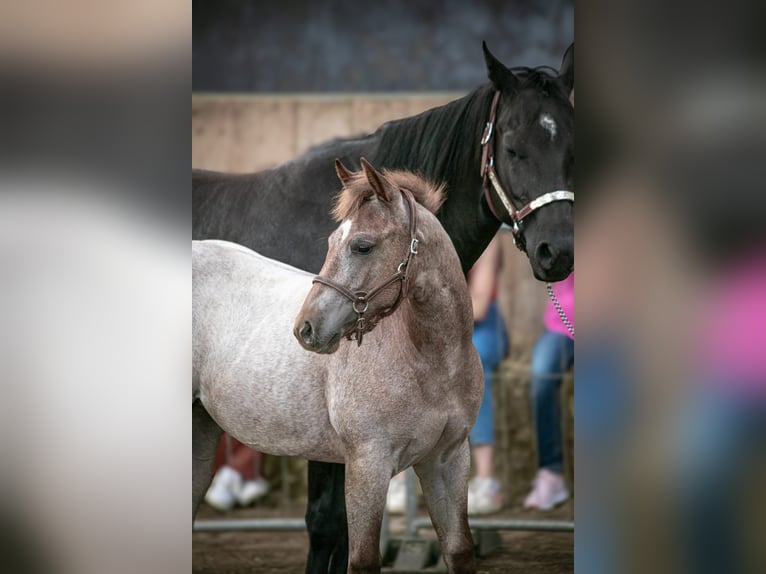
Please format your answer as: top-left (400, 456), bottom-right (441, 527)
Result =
top-left (193, 42), bottom-right (573, 573)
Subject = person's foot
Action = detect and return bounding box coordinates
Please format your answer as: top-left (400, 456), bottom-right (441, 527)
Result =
top-left (236, 476), bottom-right (270, 506)
top-left (204, 466), bottom-right (242, 512)
top-left (467, 477), bottom-right (503, 515)
top-left (523, 468), bottom-right (569, 511)
top-left (386, 474), bottom-right (406, 514)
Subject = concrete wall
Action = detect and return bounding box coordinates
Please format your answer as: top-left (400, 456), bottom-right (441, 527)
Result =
top-left (192, 93), bottom-right (572, 505)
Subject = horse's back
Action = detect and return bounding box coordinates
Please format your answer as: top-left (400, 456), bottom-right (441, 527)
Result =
top-left (192, 239), bottom-right (313, 330)
top-left (192, 239), bottom-right (313, 389)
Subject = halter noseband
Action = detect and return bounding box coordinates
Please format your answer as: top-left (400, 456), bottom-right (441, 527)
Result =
top-left (312, 188), bottom-right (420, 347)
top-left (480, 91), bottom-right (575, 251)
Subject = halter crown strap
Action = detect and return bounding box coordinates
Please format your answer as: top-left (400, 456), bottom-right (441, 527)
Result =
top-left (311, 188), bottom-right (420, 346)
top-left (479, 90), bottom-right (574, 251)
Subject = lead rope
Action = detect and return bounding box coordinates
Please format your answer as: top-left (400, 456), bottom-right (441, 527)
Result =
top-left (546, 282), bottom-right (574, 338)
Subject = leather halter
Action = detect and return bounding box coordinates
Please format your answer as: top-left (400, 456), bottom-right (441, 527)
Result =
top-left (480, 91), bottom-right (575, 252)
top-left (312, 188), bottom-right (420, 347)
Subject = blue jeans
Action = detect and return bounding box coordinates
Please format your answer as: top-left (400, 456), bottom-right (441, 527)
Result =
top-left (675, 386), bottom-right (766, 574)
top-left (575, 334), bottom-right (631, 574)
top-left (469, 300), bottom-right (508, 446)
top-left (530, 329), bottom-right (575, 472)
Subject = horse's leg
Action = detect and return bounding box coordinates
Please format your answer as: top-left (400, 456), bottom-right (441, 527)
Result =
top-left (304, 461), bottom-right (348, 574)
top-left (414, 439), bottom-right (476, 574)
top-left (192, 399), bottom-right (223, 519)
top-left (344, 454), bottom-right (392, 574)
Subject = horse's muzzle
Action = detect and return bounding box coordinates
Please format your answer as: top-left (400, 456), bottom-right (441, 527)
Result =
top-left (294, 318), bottom-right (342, 354)
top-left (532, 240), bottom-right (574, 281)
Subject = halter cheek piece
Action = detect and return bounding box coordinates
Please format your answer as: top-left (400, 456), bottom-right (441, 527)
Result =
top-left (312, 188), bottom-right (419, 347)
top-left (480, 91), bottom-right (575, 252)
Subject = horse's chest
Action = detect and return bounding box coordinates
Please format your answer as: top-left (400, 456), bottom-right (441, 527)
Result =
top-left (325, 368), bottom-right (458, 446)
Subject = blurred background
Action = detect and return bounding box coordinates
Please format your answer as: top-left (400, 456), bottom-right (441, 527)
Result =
top-left (2, 0), bottom-right (763, 573)
top-left (192, 0), bottom-right (572, 92)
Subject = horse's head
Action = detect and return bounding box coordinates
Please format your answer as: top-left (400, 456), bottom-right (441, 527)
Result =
top-left (295, 158), bottom-right (435, 354)
top-left (482, 42), bottom-right (574, 281)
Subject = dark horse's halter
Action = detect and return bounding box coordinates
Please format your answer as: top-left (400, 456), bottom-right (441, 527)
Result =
top-left (312, 188), bottom-right (419, 347)
top-left (480, 91), bottom-right (575, 252)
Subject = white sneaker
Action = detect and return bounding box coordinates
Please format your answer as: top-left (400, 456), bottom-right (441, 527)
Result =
top-left (386, 474), bottom-right (406, 514)
top-left (467, 477), bottom-right (503, 516)
top-left (236, 476), bottom-right (270, 506)
top-left (524, 469), bottom-right (569, 511)
top-left (204, 466), bottom-right (241, 512)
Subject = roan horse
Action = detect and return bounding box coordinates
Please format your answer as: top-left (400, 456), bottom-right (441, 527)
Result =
top-left (193, 42), bottom-right (574, 573)
top-left (193, 160), bottom-right (484, 574)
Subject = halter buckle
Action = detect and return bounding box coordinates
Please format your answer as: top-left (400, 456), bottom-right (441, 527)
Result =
top-left (410, 238), bottom-right (419, 255)
top-left (480, 121), bottom-right (494, 145)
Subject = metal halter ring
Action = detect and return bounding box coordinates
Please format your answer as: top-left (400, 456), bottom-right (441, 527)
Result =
top-left (410, 238), bottom-right (419, 254)
top-left (352, 299), bottom-right (369, 314)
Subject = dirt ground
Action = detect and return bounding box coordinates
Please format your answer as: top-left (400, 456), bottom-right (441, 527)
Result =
top-left (193, 500), bottom-right (573, 574)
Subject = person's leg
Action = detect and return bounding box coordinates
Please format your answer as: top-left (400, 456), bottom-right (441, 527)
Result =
top-left (469, 301), bottom-right (508, 448)
top-left (530, 330), bottom-right (573, 472)
top-left (227, 443), bottom-right (269, 506)
top-left (673, 387), bottom-right (765, 574)
top-left (227, 439), bottom-right (256, 480)
top-left (526, 330), bottom-right (574, 509)
top-left (472, 445), bottom-right (493, 479)
top-left (207, 437), bottom-right (270, 509)
top-left (468, 301), bottom-right (507, 514)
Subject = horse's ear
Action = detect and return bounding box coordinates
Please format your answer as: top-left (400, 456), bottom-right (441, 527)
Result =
top-left (559, 42), bottom-right (574, 95)
top-left (334, 158), bottom-right (354, 187)
top-left (482, 41), bottom-right (518, 94)
top-left (360, 157), bottom-right (396, 203)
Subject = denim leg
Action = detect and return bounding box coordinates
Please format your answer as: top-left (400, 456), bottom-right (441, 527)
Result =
top-left (470, 370), bottom-right (496, 446)
top-left (469, 301), bottom-right (508, 446)
top-left (674, 388), bottom-right (766, 574)
top-left (530, 330), bottom-right (574, 472)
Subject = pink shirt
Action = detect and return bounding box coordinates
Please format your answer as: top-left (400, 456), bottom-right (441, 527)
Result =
top-left (544, 273), bottom-right (574, 339)
top-left (698, 254), bottom-right (766, 394)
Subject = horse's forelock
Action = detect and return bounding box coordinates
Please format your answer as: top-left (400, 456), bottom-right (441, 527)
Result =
top-left (509, 66), bottom-right (569, 101)
top-left (331, 172), bottom-right (373, 222)
top-left (331, 170), bottom-right (446, 222)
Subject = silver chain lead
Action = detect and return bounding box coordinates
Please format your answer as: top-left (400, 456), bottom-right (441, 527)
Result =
top-left (546, 282), bottom-right (574, 338)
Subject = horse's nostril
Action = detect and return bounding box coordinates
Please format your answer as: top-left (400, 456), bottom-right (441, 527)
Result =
top-left (300, 321), bottom-right (314, 345)
top-left (536, 242), bottom-right (555, 269)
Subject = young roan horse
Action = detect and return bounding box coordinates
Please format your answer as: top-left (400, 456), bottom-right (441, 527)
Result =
top-left (192, 42), bottom-right (574, 574)
top-left (193, 160), bottom-right (484, 574)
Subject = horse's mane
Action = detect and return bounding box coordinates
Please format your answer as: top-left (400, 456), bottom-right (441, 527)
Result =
top-left (313, 70), bottom-right (566, 223)
top-left (331, 170), bottom-right (446, 222)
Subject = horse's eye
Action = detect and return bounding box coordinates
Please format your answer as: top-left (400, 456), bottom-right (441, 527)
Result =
top-left (351, 240), bottom-right (373, 255)
top-left (506, 148), bottom-right (517, 159)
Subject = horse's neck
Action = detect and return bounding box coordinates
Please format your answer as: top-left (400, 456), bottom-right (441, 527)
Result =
top-left (374, 86), bottom-right (500, 272)
top-left (400, 216), bottom-right (474, 353)
top-left (374, 87), bottom-right (489, 177)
